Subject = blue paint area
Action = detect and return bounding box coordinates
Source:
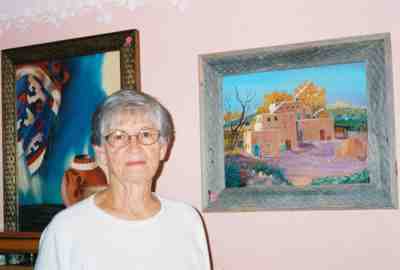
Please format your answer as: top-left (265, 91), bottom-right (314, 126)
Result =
top-left (223, 62), bottom-right (367, 113)
top-left (252, 144), bottom-right (260, 158)
top-left (20, 53), bottom-right (108, 205)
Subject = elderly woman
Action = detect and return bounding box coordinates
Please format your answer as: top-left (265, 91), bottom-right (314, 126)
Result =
top-left (35, 89), bottom-right (210, 270)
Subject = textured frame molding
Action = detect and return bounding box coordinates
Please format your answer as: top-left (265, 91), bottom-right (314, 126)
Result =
top-left (1, 29), bottom-right (141, 231)
top-left (199, 33), bottom-right (397, 211)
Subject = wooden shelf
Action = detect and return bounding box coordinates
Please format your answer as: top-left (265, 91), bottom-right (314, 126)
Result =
top-left (0, 232), bottom-right (40, 253)
top-left (0, 232), bottom-right (40, 270)
top-left (0, 266), bottom-right (33, 270)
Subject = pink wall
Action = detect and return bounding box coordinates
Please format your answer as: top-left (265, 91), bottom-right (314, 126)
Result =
top-left (1, 1), bottom-right (400, 269)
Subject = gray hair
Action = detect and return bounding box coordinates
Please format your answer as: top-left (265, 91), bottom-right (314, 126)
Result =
top-left (91, 89), bottom-right (174, 146)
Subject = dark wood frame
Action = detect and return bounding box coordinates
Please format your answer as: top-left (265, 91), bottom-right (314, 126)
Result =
top-left (1, 29), bottom-right (141, 231)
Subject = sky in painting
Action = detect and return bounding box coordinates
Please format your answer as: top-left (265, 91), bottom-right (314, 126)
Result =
top-left (223, 62), bottom-right (367, 114)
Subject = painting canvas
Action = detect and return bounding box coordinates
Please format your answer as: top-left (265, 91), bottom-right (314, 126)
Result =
top-left (199, 33), bottom-right (397, 211)
top-left (16, 52), bottom-right (120, 226)
top-left (223, 62), bottom-right (368, 189)
top-left (2, 29), bottom-right (140, 231)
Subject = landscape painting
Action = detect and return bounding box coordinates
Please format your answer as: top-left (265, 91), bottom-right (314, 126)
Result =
top-left (223, 62), bottom-right (368, 189)
top-left (200, 34), bottom-right (396, 211)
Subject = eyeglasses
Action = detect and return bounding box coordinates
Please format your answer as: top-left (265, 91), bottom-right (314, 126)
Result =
top-left (104, 129), bottom-right (160, 147)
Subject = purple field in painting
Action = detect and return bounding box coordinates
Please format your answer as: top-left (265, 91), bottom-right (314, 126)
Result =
top-left (225, 134), bottom-right (368, 188)
top-left (263, 138), bottom-right (368, 186)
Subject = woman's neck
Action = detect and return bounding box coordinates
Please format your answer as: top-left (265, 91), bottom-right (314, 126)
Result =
top-left (94, 182), bottom-right (160, 220)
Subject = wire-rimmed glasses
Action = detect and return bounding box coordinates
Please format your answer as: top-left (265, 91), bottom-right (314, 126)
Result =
top-left (104, 129), bottom-right (160, 147)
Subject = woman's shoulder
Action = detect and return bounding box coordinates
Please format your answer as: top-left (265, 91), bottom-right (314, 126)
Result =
top-left (160, 196), bottom-right (194, 210)
top-left (46, 195), bottom-right (96, 230)
top-left (159, 196), bottom-right (202, 222)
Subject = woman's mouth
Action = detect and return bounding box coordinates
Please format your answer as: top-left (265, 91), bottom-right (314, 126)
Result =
top-left (126, 160), bottom-right (146, 166)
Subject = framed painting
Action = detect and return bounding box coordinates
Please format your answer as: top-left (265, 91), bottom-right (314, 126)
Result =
top-left (2, 29), bottom-right (141, 231)
top-left (199, 33), bottom-right (398, 211)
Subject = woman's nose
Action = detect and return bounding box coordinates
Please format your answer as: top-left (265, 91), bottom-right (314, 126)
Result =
top-left (127, 134), bottom-right (141, 149)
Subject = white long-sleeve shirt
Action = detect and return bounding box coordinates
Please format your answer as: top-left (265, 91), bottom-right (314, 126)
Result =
top-left (35, 195), bottom-right (210, 270)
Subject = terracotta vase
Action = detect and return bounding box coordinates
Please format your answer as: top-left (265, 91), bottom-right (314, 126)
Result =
top-left (61, 154), bottom-right (108, 206)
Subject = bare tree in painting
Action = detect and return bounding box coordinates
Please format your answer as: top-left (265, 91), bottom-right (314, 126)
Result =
top-left (224, 87), bottom-right (255, 151)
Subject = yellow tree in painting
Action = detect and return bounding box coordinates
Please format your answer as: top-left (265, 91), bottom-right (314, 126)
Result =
top-left (256, 91), bottom-right (293, 113)
top-left (294, 81), bottom-right (327, 116)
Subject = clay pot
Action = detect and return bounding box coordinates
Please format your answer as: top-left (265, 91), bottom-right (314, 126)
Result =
top-left (61, 154), bottom-right (108, 206)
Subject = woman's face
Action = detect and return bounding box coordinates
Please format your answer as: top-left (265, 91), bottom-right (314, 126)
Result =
top-left (95, 111), bottom-right (167, 186)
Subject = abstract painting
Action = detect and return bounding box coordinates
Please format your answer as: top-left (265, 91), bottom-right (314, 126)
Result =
top-left (16, 52), bottom-right (119, 207)
top-left (2, 29), bottom-right (140, 231)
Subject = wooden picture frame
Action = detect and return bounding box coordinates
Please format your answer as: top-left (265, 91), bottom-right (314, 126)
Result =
top-left (2, 29), bottom-right (141, 231)
top-left (199, 33), bottom-right (397, 211)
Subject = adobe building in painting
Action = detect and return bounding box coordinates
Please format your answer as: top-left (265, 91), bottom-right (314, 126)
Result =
top-left (243, 81), bottom-right (335, 159)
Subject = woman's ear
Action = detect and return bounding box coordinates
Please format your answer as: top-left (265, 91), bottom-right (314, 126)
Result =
top-left (93, 144), bottom-right (107, 167)
top-left (93, 144), bottom-right (110, 183)
top-left (159, 143), bottom-right (169, 161)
